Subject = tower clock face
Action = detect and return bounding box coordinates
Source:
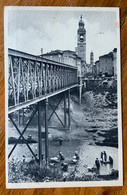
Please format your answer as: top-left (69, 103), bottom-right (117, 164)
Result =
top-left (80, 35), bottom-right (84, 41)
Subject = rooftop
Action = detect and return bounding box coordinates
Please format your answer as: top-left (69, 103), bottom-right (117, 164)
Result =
top-left (40, 49), bottom-right (82, 59)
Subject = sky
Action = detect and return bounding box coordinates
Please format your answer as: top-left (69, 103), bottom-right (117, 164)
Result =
top-left (7, 8), bottom-right (119, 63)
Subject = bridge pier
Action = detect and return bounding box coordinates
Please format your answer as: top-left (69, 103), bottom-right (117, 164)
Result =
top-left (22, 109), bottom-right (24, 126)
top-left (79, 77), bottom-right (82, 105)
top-left (45, 98), bottom-right (49, 168)
top-left (64, 92), bottom-right (67, 128)
top-left (38, 101), bottom-right (43, 168)
top-left (63, 90), bottom-right (71, 130)
top-left (68, 89), bottom-right (71, 130)
top-left (18, 110), bottom-right (20, 127)
top-left (38, 98), bottom-right (49, 168)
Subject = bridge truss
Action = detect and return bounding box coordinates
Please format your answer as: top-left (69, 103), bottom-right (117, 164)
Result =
top-left (7, 49), bottom-right (78, 167)
top-left (8, 49), bottom-right (78, 113)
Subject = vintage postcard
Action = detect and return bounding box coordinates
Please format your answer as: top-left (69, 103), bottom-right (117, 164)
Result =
top-left (4, 6), bottom-right (123, 188)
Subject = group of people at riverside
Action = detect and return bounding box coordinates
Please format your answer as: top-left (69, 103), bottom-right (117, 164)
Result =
top-left (22, 147), bottom-right (114, 174)
top-left (50, 150), bottom-right (114, 174)
top-left (50, 151), bottom-right (80, 172)
top-left (94, 151), bottom-right (113, 171)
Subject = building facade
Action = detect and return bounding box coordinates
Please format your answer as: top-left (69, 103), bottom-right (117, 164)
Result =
top-left (113, 48), bottom-right (117, 78)
top-left (40, 50), bottom-right (83, 77)
top-left (95, 60), bottom-right (100, 76)
top-left (94, 48), bottom-right (117, 78)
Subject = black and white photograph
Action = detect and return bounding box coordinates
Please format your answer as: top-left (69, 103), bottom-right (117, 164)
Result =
top-left (4, 7), bottom-right (123, 188)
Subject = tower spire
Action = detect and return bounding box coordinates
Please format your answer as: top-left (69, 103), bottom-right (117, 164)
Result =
top-left (77, 15), bottom-right (86, 62)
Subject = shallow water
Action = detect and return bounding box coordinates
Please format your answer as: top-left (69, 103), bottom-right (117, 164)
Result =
top-left (48, 140), bottom-right (118, 175)
top-left (9, 139), bottom-right (118, 176)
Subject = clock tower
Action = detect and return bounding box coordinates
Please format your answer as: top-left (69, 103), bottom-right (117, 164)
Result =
top-left (77, 15), bottom-right (86, 62)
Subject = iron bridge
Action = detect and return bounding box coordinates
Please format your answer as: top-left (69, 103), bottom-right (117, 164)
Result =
top-left (7, 49), bottom-right (78, 166)
top-left (8, 49), bottom-right (78, 113)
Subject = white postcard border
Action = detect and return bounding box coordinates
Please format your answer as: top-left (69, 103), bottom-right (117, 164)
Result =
top-left (4, 6), bottom-right (123, 188)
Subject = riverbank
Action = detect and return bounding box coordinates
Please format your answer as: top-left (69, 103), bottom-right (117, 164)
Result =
top-left (45, 91), bottom-right (118, 148)
top-left (8, 155), bottom-right (118, 183)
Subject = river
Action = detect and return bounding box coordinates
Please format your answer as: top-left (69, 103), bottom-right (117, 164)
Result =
top-left (8, 139), bottom-right (118, 176)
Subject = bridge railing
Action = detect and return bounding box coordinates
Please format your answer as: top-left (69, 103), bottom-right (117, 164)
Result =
top-left (8, 49), bottom-right (78, 111)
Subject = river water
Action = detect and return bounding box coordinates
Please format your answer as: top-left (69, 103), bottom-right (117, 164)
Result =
top-left (9, 138), bottom-right (118, 176)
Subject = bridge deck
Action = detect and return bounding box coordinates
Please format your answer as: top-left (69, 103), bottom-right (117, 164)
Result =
top-left (8, 49), bottom-right (78, 113)
top-left (8, 84), bottom-right (77, 114)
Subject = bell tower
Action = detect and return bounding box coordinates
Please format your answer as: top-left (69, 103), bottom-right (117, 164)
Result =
top-left (90, 51), bottom-right (94, 65)
top-left (77, 15), bottom-right (86, 62)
